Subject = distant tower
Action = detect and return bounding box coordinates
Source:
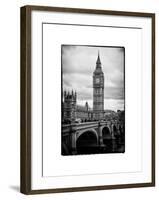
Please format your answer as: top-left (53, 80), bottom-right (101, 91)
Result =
top-left (85, 102), bottom-right (89, 111)
top-left (63, 90), bottom-right (77, 122)
top-left (93, 51), bottom-right (104, 120)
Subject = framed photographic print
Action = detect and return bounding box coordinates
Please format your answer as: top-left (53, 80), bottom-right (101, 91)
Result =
top-left (20, 5), bottom-right (155, 194)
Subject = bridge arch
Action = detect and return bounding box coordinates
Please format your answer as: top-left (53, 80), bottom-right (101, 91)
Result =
top-left (102, 126), bottom-right (112, 152)
top-left (102, 126), bottom-right (111, 139)
top-left (76, 128), bottom-right (98, 141)
top-left (76, 128), bottom-right (98, 154)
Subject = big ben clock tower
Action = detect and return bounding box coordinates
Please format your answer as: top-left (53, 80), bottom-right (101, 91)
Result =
top-left (93, 52), bottom-right (104, 120)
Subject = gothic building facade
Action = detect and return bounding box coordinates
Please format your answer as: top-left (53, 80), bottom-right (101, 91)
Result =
top-left (62, 52), bottom-right (105, 123)
top-left (63, 90), bottom-right (77, 122)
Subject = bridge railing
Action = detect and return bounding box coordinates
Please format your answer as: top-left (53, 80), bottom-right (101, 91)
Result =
top-left (62, 120), bottom-right (124, 135)
top-left (62, 120), bottom-right (124, 129)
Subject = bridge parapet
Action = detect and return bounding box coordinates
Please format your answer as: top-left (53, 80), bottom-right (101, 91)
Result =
top-left (62, 120), bottom-right (124, 134)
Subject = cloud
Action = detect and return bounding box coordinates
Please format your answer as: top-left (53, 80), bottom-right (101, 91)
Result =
top-left (105, 87), bottom-right (124, 100)
top-left (62, 45), bottom-right (125, 111)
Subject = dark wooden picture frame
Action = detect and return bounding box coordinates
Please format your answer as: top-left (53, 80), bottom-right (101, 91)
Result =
top-left (20, 5), bottom-right (155, 194)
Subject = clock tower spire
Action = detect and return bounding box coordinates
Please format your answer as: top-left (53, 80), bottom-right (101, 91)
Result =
top-left (96, 51), bottom-right (101, 66)
top-left (93, 51), bottom-right (104, 120)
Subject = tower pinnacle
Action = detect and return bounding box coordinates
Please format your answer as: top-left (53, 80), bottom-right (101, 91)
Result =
top-left (96, 51), bottom-right (101, 65)
top-left (94, 51), bottom-right (103, 74)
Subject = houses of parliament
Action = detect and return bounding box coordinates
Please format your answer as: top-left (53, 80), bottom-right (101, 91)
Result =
top-left (62, 52), bottom-right (106, 123)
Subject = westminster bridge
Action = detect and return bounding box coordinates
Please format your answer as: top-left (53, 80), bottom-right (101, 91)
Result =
top-left (62, 120), bottom-right (125, 155)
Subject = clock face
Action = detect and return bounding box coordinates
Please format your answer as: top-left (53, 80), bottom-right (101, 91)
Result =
top-left (95, 78), bottom-right (100, 83)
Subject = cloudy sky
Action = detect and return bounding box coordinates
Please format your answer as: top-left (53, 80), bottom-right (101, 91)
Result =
top-left (62, 45), bottom-right (125, 111)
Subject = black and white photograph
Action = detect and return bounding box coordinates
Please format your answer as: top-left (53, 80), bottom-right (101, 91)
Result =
top-left (62, 45), bottom-right (125, 155)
